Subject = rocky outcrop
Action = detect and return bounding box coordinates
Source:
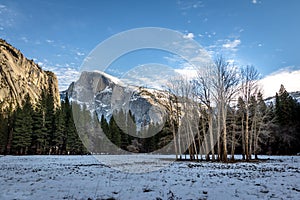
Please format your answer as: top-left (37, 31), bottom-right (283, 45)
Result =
top-left (65, 71), bottom-right (168, 129)
top-left (0, 39), bottom-right (60, 110)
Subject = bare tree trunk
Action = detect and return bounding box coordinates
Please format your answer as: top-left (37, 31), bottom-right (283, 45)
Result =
top-left (189, 120), bottom-right (198, 161)
top-left (197, 125), bottom-right (202, 161)
top-left (249, 115), bottom-right (256, 160)
top-left (200, 114), bottom-right (210, 161)
top-left (178, 130), bottom-right (182, 160)
top-left (241, 116), bottom-right (245, 160)
top-left (204, 133), bottom-right (210, 161)
top-left (245, 110), bottom-right (249, 161)
top-left (249, 129), bottom-right (253, 160)
top-left (231, 128), bottom-right (236, 161)
top-left (217, 108), bottom-right (221, 161)
top-left (171, 119), bottom-right (178, 160)
top-left (231, 113), bottom-right (237, 161)
top-left (208, 111), bottom-right (215, 161)
top-left (241, 65), bottom-right (259, 161)
top-left (222, 105), bottom-right (228, 162)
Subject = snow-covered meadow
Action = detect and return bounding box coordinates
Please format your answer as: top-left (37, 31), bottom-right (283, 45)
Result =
top-left (0, 155), bottom-right (299, 200)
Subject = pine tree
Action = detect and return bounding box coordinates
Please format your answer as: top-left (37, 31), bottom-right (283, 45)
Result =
top-left (64, 98), bottom-right (87, 155)
top-left (45, 88), bottom-right (56, 154)
top-left (273, 84), bottom-right (299, 154)
top-left (101, 114), bottom-right (110, 139)
top-left (53, 107), bottom-right (65, 154)
top-left (109, 115), bottom-right (121, 148)
top-left (0, 111), bottom-right (8, 154)
top-left (12, 95), bottom-right (33, 154)
top-left (31, 99), bottom-right (47, 154)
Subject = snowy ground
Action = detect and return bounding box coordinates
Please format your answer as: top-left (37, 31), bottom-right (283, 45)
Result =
top-left (0, 155), bottom-right (299, 200)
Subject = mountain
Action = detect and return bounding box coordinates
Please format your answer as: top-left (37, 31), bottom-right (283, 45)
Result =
top-left (290, 91), bottom-right (300, 103)
top-left (265, 91), bottom-right (300, 105)
top-left (63, 71), bottom-right (169, 130)
top-left (0, 39), bottom-right (60, 110)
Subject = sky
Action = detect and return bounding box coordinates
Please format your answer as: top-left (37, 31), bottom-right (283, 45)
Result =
top-left (0, 0), bottom-right (300, 97)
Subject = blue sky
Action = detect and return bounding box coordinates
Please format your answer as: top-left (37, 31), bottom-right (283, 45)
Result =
top-left (0, 0), bottom-right (300, 95)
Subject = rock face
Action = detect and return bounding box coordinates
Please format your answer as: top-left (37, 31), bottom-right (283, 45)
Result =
top-left (0, 39), bottom-right (60, 110)
top-left (66, 71), bottom-right (168, 129)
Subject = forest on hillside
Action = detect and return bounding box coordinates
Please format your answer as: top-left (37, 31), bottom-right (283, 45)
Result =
top-left (0, 60), bottom-right (300, 159)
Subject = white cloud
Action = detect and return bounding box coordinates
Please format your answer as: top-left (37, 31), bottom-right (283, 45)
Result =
top-left (20, 36), bottom-right (29, 43)
top-left (37, 62), bottom-right (44, 66)
top-left (174, 66), bottom-right (198, 79)
top-left (76, 52), bottom-right (85, 56)
top-left (222, 39), bottom-right (241, 50)
top-left (46, 39), bottom-right (54, 43)
top-left (183, 32), bottom-right (195, 39)
top-left (121, 63), bottom-right (179, 90)
top-left (252, 0), bottom-right (257, 4)
top-left (227, 59), bottom-right (235, 65)
top-left (177, 0), bottom-right (204, 10)
top-left (38, 60), bottom-right (80, 91)
top-left (259, 67), bottom-right (300, 98)
top-left (0, 4), bottom-right (17, 28)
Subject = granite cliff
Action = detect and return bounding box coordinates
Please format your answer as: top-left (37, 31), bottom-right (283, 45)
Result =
top-left (0, 39), bottom-right (60, 110)
top-left (64, 71), bottom-right (169, 131)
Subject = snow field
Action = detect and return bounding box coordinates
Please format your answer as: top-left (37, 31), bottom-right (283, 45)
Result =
top-left (0, 155), bottom-right (299, 200)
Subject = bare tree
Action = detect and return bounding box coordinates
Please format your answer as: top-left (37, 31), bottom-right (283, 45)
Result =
top-left (164, 78), bottom-right (182, 160)
top-left (193, 66), bottom-right (216, 161)
top-left (240, 65), bottom-right (259, 160)
top-left (211, 57), bottom-right (239, 162)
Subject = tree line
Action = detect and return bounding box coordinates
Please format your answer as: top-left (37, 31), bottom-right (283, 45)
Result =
top-left (69, 59), bottom-right (300, 161)
top-left (1, 57), bottom-right (299, 160)
top-left (163, 57), bottom-right (300, 162)
top-left (71, 104), bottom-right (174, 154)
top-left (0, 89), bottom-right (87, 155)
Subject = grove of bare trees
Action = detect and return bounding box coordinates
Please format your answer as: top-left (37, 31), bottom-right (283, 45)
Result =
top-left (165, 56), bottom-right (299, 162)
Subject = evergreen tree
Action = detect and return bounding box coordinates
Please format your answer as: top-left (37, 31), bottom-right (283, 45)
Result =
top-left (109, 115), bottom-right (121, 148)
top-left (65, 98), bottom-right (87, 155)
top-left (273, 85), bottom-right (300, 154)
top-left (31, 99), bottom-right (47, 154)
top-left (0, 111), bottom-right (8, 154)
top-left (53, 107), bottom-right (65, 154)
top-left (45, 88), bottom-right (56, 154)
top-left (12, 95), bottom-right (33, 154)
top-left (101, 114), bottom-right (110, 140)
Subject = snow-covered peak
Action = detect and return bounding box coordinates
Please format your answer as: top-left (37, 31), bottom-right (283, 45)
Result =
top-left (92, 70), bottom-right (124, 86)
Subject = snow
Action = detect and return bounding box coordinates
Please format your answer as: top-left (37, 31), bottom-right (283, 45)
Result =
top-left (93, 70), bottom-right (124, 86)
top-left (99, 86), bottom-right (112, 94)
top-left (0, 155), bottom-right (299, 200)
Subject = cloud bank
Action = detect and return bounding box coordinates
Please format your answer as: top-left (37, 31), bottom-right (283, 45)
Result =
top-left (259, 67), bottom-right (300, 98)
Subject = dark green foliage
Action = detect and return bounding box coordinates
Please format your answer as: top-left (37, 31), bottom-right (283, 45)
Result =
top-left (100, 114), bottom-right (109, 138)
top-left (98, 109), bottom-right (173, 153)
top-left (12, 95), bottom-right (33, 154)
top-left (0, 91), bottom-right (88, 155)
top-left (271, 85), bottom-right (300, 154)
top-left (31, 96), bottom-right (47, 154)
top-left (63, 95), bottom-right (87, 155)
top-left (0, 110), bottom-right (8, 154)
top-left (109, 115), bottom-right (122, 147)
